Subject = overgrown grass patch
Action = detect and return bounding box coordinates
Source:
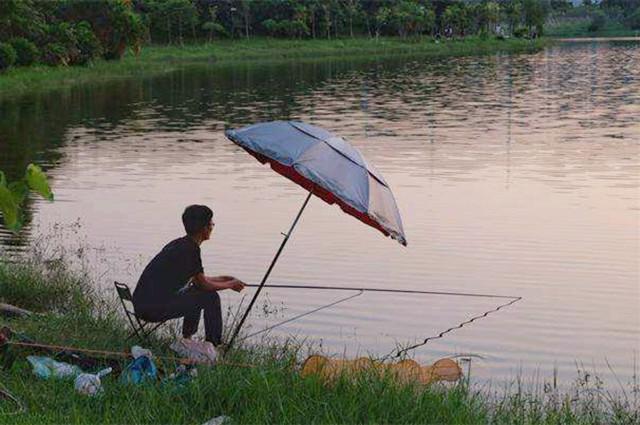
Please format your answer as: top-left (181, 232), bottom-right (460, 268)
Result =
top-left (0, 258), bottom-right (91, 314)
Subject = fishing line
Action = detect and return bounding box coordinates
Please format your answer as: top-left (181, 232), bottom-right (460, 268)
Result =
top-left (242, 283), bottom-right (522, 355)
top-left (392, 295), bottom-right (522, 358)
top-left (236, 290), bottom-right (364, 344)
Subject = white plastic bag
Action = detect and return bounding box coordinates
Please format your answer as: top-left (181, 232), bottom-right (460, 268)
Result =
top-left (26, 356), bottom-right (82, 379)
top-left (202, 415), bottom-right (230, 425)
top-left (74, 368), bottom-right (112, 397)
top-left (170, 338), bottom-right (217, 365)
top-left (131, 345), bottom-right (153, 359)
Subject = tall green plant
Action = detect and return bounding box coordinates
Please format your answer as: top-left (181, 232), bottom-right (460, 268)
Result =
top-left (0, 164), bottom-right (53, 233)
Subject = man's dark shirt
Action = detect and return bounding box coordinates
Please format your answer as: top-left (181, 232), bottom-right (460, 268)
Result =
top-left (133, 236), bottom-right (204, 308)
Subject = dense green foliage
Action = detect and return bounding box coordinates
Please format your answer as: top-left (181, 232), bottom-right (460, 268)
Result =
top-left (0, 0), bottom-right (558, 74)
top-left (1, 1), bottom-right (638, 73)
top-left (8, 37), bottom-right (38, 66)
top-left (546, 0), bottom-right (640, 36)
top-left (0, 42), bottom-right (17, 71)
top-left (137, 0), bottom-right (553, 41)
top-left (0, 0), bottom-right (144, 70)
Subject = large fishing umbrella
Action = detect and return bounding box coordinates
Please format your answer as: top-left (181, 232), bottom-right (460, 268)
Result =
top-left (224, 120), bottom-right (406, 348)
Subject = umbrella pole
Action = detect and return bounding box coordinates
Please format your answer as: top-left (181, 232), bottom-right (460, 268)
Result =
top-left (227, 190), bottom-right (313, 350)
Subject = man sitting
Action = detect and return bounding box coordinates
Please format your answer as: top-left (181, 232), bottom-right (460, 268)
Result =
top-left (133, 204), bottom-right (245, 346)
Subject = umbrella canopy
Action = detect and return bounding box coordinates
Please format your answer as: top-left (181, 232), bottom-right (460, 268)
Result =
top-left (225, 121), bottom-right (407, 246)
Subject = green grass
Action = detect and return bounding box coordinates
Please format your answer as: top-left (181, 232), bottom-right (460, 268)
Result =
top-left (0, 37), bottom-right (549, 101)
top-left (0, 252), bottom-right (637, 424)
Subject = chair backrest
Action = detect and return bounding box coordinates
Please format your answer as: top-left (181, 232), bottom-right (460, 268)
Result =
top-left (114, 281), bottom-right (132, 300)
top-left (114, 281), bottom-right (136, 316)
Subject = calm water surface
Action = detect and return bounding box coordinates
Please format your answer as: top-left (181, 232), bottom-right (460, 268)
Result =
top-left (1, 40), bottom-right (638, 387)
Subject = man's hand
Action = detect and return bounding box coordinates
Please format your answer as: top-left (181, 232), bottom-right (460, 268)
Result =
top-left (228, 278), bottom-right (246, 292)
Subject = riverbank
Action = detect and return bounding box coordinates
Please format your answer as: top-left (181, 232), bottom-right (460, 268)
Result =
top-left (0, 252), bottom-right (636, 424)
top-left (546, 22), bottom-right (639, 38)
top-left (0, 37), bottom-right (549, 101)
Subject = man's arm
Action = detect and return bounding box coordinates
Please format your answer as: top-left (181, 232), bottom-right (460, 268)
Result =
top-left (192, 273), bottom-right (245, 292)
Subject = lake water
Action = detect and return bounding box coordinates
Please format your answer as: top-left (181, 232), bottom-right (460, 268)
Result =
top-left (1, 40), bottom-right (638, 388)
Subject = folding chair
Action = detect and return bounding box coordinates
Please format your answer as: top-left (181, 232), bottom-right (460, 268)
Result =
top-left (114, 281), bottom-right (166, 342)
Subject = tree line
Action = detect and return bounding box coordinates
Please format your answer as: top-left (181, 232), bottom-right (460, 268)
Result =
top-left (1, 0), bottom-right (638, 73)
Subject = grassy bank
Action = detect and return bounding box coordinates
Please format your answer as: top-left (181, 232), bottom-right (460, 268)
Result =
top-left (0, 37), bottom-right (549, 101)
top-left (0, 252), bottom-right (636, 424)
top-left (546, 21), bottom-right (640, 38)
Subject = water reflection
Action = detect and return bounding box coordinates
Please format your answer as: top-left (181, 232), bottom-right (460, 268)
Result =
top-left (0, 40), bottom-right (638, 386)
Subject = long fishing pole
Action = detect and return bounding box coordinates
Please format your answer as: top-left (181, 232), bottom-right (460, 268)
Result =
top-left (244, 283), bottom-right (520, 300)
top-left (239, 283), bottom-right (522, 356)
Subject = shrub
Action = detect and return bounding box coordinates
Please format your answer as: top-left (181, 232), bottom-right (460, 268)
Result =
top-left (9, 37), bottom-right (39, 66)
top-left (628, 7), bottom-right (640, 30)
top-left (40, 42), bottom-right (69, 66)
top-left (101, 2), bottom-right (146, 60)
top-left (202, 21), bottom-right (228, 40)
top-left (513, 27), bottom-right (528, 38)
top-left (43, 22), bottom-right (78, 65)
top-left (73, 21), bottom-right (101, 65)
top-left (0, 42), bottom-right (17, 71)
top-left (588, 10), bottom-right (607, 33)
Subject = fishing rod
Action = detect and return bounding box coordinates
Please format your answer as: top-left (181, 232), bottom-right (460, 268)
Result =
top-left (244, 283), bottom-right (520, 300)
top-left (239, 283), bottom-right (522, 356)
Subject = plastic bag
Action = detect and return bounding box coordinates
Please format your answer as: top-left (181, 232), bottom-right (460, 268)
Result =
top-left (74, 368), bottom-right (112, 397)
top-left (26, 356), bottom-right (82, 379)
top-left (170, 338), bottom-right (217, 365)
top-left (120, 355), bottom-right (157, 384)
top-left (131, 345), bottom-right (153, 359)
top-left (164, 364), bottom-right (198, 386)
top-left (202, 416), bottom-right (230, 425)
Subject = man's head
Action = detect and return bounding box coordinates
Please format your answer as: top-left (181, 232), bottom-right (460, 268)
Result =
top-left (182, 204), bottom-right (214, 241)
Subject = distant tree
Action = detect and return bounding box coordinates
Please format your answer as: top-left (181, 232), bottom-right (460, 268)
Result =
top-left (503, 0), bottom-right (523, 35)
top-left (9, 37), bottom-right (39, 66)
top-left (628, 6), bottom-right (640, 29)
top-left (523, 0), bottom-right (547, 36)
top-left (549, 0), bottom-right (572, 13)
top-left (342, 0), bottom-right (362, 37)
top-left (480, 1), bottom-right (501, 34)
top-left (387, 0), bottom-right (435, 38)
top-left (305, 0), bottom-right (323, 38)
top-left (588, 9), bottom-right (607, 32)
top-left (442, 3), bottom-right (471, 37)
top-left (202, 5), bottom-right (227, 41)
top-left (0, 42), bottom-right (16, 71)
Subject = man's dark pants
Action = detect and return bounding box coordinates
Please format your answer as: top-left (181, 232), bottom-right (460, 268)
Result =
top-left (134, 287), bottom-right (222, 346)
